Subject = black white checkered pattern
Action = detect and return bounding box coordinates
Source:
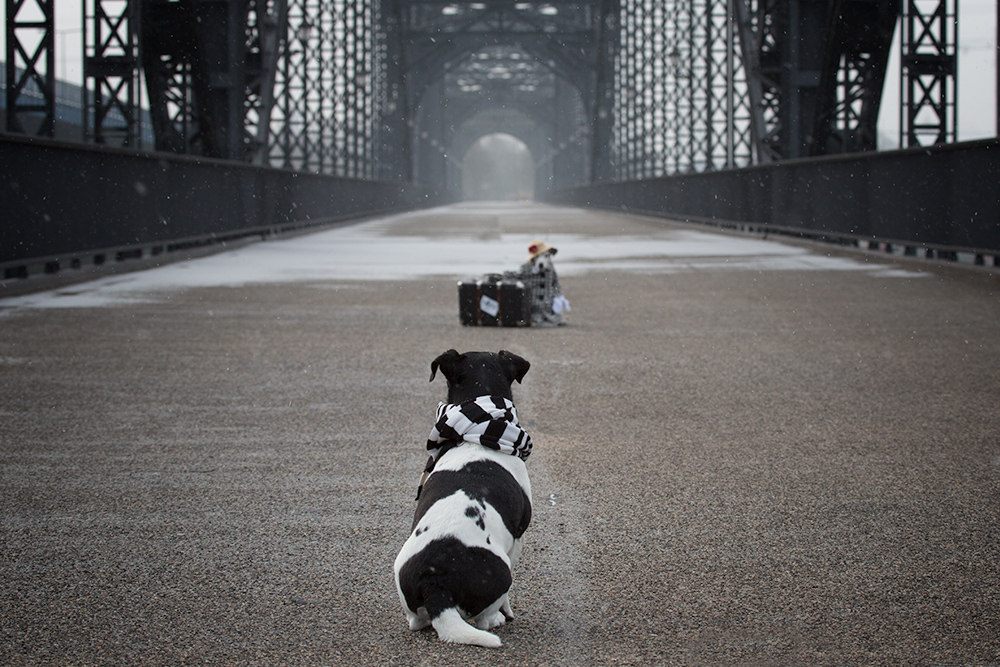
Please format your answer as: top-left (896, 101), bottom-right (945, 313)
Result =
top-left (507, 261), bottom-right (565, 325)
top-left (427, 395), bottom-right (532, 461)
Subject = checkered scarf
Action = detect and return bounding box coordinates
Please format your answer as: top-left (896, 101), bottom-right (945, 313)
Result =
top-left (416, 396), bottom-right (532, 499)
top-left (427, 395), bottom-right (532, 461)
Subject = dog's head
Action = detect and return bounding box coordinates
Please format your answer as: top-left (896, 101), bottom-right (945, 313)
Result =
top-left (430, 350), bottom-right (530, 403)
top-left (530, 252), bottom-right (555, 274)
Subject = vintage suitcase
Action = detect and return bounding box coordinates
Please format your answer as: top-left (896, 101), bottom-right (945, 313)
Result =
top-left (458, 275), bottom-right (531, 327)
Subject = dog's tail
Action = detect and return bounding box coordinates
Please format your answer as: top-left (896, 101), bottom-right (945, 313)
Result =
top-left (430, 607), bottom-right (502, 648)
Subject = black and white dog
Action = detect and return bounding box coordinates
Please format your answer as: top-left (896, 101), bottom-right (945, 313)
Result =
top-left (394, 349), bottom-right (533, 648)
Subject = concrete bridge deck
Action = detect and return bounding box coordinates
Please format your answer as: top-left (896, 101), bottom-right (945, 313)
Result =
top-left (2, 203), bottom-right (998, 666)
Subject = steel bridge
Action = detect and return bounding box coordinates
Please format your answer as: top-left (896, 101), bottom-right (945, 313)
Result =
top-left (3, 0), bottom-right (999, 276)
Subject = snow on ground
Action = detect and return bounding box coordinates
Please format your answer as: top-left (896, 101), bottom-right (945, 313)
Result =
top-left (0, 203), bottom-right (921, 314)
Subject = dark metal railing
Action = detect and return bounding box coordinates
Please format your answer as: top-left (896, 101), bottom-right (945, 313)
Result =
top-left (1, 132), bottom-right (440, 281)
top-left (546, 137), bottom-right (1000, 260)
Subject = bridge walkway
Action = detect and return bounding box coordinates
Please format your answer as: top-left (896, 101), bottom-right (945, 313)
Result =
top-left (1, 203), bottom-right (998, 665)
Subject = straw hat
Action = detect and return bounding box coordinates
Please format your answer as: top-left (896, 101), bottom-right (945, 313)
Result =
top-left (526, 240), bottom-right (557, 261)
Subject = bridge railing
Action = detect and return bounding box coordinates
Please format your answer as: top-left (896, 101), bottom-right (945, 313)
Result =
top-left (1, 133), bottom-right (440, 281)
top-left (546, 138), bottom-right (1000, 262)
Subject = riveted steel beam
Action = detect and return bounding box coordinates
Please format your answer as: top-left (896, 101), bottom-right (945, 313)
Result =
top-left (900, 0), bottom-right (956, 147)
top-left (811, 0), bottom-right (899, 156)
top-left (84, 0), bottom-right (142, 147)
top-left (5, 0), bottom-right (56, 136)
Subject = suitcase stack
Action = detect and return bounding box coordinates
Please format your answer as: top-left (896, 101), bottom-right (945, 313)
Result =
top-left (458, 274), bottom-right (531, 327)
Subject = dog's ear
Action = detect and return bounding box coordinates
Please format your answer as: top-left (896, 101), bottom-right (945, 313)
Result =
top-left (430, 349), bottom-right (465, 382)
top-left (498, 350), bottom-right (530, 384)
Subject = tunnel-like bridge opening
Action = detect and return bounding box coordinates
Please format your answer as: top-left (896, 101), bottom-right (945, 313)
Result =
top-left (461, 133), bottom-right (536, 201)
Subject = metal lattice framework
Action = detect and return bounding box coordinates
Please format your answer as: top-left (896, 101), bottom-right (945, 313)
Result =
top-left (4, 0), bottom-right (963, 189)
top-left (611, 0), bottom-right (901, 177)
top-left (811, 0), bottom-right (898, 156)
top-left (613, 0), bottom-right (754, 180)
top-left (138, 0), bottom-right (287, 161)
top-left (268, 0), bottom-right (390, 178)
top-left (393, 0), bottom-right (609, 192)
top-left (900, 0), bottom-right (956, 147)
top-left (245, 0), bottom-right (290, 163)
top-left (5, 0), bottom-right (56, 136)
top-left (84, 0), bottom-right (142, 147)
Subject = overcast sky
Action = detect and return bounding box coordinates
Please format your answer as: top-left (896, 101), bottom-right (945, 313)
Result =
top-left (2, 0), bottom-right (997, 144)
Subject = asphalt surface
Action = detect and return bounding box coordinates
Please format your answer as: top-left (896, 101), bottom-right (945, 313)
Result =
top-left (1, 204), bottom-right (999, 666)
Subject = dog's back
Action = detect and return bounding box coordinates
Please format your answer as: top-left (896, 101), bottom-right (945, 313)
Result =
top-left (395, 448), bottom-right (530, 645)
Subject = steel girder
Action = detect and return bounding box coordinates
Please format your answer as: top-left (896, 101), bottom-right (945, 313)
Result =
top-left (733, 0), bottom-right (829, 161)
top-left (140, 0), bottom-right (287, 161)
top-left (378, 0), bottom-right (411, 180)
top-left (84, 0), bottom-right (142, 147)
top-left (397, 0), bottom-right (604, 101)
top-left (739, 0), bottom-right (829, 161)
top-left (899, 0), bottom-right (956, 147)
top-left (811, 0), bottom-right (899, 156)
top-left (734, 0), bottom-right (902, 162)
top-left (591, 0), bottom-right (618, 181)
top-left (5, 0), bottom-right (56, 136)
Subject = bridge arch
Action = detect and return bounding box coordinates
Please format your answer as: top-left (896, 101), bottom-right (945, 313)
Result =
top-left (460, 133), bottom-right (536, 201)
top-left (444, 106), bottom-right (552, 200)
top-left (413, 44), bottom-right (590, 197)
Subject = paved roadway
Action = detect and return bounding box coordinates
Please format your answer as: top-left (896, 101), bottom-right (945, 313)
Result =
top-left (1, 203), bottom-right (998, 666)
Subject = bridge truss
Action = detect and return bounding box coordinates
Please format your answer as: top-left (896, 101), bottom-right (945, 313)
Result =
top-left (5, 0), bottom-right (963, 189)
top-left (614, 0), bottom-right (754, 179)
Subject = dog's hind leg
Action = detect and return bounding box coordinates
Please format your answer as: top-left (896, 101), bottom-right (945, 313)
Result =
top-left (431, 608), bottom-right (502, 648)
top-left (472, 596), bottom-right (509, 630)
top-left (507, 537), bottom-right (526, 569)
top-left (500, 593), bottom-right (514, 622)
top-left (405, 609), bottom-right (431, 631)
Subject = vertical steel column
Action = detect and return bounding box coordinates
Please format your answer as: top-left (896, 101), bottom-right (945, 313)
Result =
top-left (246, 0), bottom-right (288, 164)
top-left (591, 0), bottom-right (619, 182)
top-left (900, 0), bottom-right (957, 147)
top-left (673, 0), bottom-right (694, 174)
top-left (716, 0), bottom-right (753, 167)
top-left (809, 0), bottom-right (898, 155)
top-left (550, 77), bottom-right (589, 187)
top-left (693, 0), bottom-right (752, 171)
top-left (84, 0), bottom-right (142, 147)
top-left (5, 0), bottom-right (56, 136)
top-left (270, 0), bottom-right (314, 171)
top-left (141, 0), bottom-right (199, 154)
top-left (140, 0), bottom-right (283, 161)
top-left (776, 0), bottom-right (826, 159)
top-left (378, 0), bottom-right (411, 181)
top-left (187, 0), bottom-right (247, 159)
top-left (689, 0), bottom-right (711, 171)
top-left (732, 0), bottom-right (777, 163)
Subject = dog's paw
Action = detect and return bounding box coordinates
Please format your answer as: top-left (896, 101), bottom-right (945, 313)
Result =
top-left (476, 611), bottom-right (508, 630)
top-left (407, 616), bottom-right (431, 631)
